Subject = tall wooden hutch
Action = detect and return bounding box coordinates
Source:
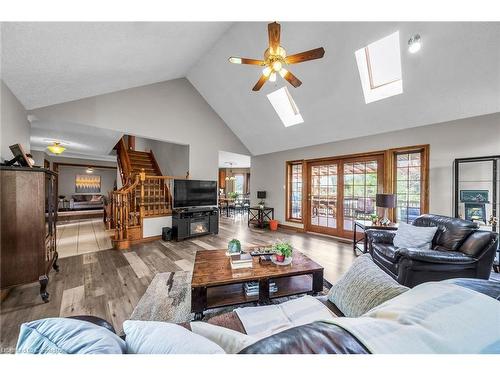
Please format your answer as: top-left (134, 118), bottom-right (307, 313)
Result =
top-left (1, 166), bottom-right (59, 302)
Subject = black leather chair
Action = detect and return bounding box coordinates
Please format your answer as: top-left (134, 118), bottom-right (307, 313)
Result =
top-left (367, 214), bottom-right (498, 287)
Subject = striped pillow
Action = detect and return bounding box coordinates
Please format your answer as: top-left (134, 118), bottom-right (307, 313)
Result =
top-left (393, 222), bottom-right (438, 249)
top-left (327, 254), bottom-right (409, 317)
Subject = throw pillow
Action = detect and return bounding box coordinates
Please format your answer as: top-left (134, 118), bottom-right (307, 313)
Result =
top-left (393, 222), bottom-right (438, 249)
top-left (16, 318), bottom-right (126, 354)
top-left (123, 320), bottom-right (225, 354)
top-left (327, 254), bottom-right (409, 317)
top-left (190, 321), bottom-right (257, 354)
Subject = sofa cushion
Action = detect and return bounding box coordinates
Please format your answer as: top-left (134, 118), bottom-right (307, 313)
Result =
top-left (123, 320), bottom-right (224, 354)
top-left (393, 222), bottom-right (438, 249)
top-left (16, 318), bottom-right (125, 354)
top-left (190, 321), bottom-right (257, 354)
top-left (413, 214), bottom-right (477, 251)
top-left (327, 254), bottom-right (409, 317)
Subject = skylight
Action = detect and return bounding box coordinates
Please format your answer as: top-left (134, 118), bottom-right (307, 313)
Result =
top-left (355, 31), bottom-right (403, 104)
top-left (267, 87), bottom-right (304, 127)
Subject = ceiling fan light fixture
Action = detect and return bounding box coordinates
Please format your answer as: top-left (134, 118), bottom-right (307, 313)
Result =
top-left (272, 60), bottom-right (282, 72)
top-left (262, 66), bottom-right (272, 77)
top-left (269, 72), bottom-right (277, 82)
top-left (228, 57), bottom-right (242, 64)
top-left (47, 142), bottom-right (66, 155)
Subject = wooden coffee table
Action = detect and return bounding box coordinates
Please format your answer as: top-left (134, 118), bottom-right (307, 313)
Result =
top-left (191, 249), bottom-right (324, 320)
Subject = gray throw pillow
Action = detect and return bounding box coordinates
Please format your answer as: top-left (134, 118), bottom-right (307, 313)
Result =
top-left (327, 254), bottom-right (409, 317)
top-left (393, 222), bottom-right (438, 249)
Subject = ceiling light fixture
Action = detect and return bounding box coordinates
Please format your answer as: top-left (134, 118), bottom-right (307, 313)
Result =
top-left (47, 142), bottom-right (66, 155)
top-left (86, 167), bottom-right (94, 174)
top-left (408, 34), bottom-right (421, 53)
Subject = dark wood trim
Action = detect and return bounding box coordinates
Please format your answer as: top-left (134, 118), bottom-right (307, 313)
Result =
top-left (52, 162), bottom-right (117, 170)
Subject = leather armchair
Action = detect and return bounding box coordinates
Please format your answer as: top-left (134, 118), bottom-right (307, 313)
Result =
top-left (367, 214), bottom-right (498, 287)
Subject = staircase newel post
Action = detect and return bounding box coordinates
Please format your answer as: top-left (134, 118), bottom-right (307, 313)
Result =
top-left (140, 169), bottom-right (146, 220)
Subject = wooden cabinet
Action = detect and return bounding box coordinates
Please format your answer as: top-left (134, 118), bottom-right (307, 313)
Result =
top-left (1, 166), bottom-right (59, 302)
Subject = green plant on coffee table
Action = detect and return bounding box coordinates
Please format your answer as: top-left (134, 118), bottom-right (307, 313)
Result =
top-left (273, 240), bottom-right (293, 258)
top-left (227, 238), bottom-right (242, 254)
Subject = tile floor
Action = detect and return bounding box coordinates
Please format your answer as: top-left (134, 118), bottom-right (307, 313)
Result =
top-left (56, 218), bottom-right (113, 258)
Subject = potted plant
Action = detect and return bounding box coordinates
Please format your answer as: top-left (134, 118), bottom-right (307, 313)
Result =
top-left (273, 241), bottom-right (292, 263)
top-left (227, 239), bottom-right (241, 254)
top-left (259, 200), bottom-right (265, 209)
top-left (228, 192), bottom-right (239, 199)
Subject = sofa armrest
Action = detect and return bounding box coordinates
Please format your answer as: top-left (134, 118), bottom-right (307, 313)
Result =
top-left (397, 248), bottom-right (477, 265)
top-left (366, 229), bottom-right (396, 245)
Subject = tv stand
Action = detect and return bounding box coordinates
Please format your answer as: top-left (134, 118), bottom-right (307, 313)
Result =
top-left (172, 207), bottom-right (219, 241)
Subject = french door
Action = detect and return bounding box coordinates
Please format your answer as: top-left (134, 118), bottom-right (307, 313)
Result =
top-left (306, 155), bottom-right (384, 238)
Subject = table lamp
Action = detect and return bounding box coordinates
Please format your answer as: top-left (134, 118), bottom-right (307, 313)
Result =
top-left (376, 193), bottom-right (396, 225)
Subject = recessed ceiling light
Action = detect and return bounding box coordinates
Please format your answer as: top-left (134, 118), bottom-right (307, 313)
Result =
top-left (408, 34), bottom-right (422, 53)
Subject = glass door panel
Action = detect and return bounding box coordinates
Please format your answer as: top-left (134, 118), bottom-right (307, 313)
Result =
top-left (342, 159), bottom-right (381, 234)
top-left (309, 163), bottom-right (339, 234)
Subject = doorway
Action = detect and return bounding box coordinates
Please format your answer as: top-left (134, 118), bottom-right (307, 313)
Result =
top-left (305, 154), bottom-right (384, 238)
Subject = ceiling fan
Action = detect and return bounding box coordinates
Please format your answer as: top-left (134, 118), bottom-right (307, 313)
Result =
top-left (228, 22), bottom-right (325, 91)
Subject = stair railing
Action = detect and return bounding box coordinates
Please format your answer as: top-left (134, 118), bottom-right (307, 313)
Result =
top-left (112, 174), bottom-right (141, 245)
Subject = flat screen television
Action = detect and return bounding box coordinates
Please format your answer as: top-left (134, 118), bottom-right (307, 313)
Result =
top-left (173, 179), bottom-right (217, 208)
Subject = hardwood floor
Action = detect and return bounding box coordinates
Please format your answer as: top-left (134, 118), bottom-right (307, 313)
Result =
top-left (0, 215), bottom-right (355, 352)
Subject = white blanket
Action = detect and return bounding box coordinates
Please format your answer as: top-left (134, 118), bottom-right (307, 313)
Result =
top-left (235, 295), bottom-right (337, 338)
top-left (327, 282), bottom-right (500, 354)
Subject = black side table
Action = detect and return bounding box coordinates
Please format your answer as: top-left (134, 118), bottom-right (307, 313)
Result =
top-left (248, 207), bottom-right (274, 228)
top-left (353, 220), bottom-right (398, 254)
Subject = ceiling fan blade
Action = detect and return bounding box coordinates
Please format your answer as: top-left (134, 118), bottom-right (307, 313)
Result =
top-left (282, 70), bottom-right (302, 88)
top-left (228, 57), bottom-right (266, 66)
top-left (268, 22), bottom-right (281, 54)
top-left (252, 74), bottom-right (269, 91)
top-left (285, 47), bottom-right (325, 64)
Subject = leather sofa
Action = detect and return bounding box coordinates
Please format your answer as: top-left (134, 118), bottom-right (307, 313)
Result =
top-left (67, 278), bottom-right (500, 354)
top-left (367, 214), bottom-right (498, 287)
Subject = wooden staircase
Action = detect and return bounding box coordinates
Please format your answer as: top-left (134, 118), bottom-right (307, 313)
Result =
top-left (111, 137), bottom-right (175, 249)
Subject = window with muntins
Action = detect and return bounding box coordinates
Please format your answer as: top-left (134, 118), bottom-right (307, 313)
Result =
top-left (395, 151), bottom-right (423, 223)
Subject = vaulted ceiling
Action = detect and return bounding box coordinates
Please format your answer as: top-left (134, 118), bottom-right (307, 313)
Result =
top-left (187, 22), bottom-right (500, 155)
top-left (2, 22), bottom-right (499, 156)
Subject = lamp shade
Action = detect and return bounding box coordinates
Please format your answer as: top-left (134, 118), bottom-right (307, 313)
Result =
top-left (376, 193), bottom-right (396, 208)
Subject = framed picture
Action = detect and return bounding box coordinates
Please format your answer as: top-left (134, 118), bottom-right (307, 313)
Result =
top-left (75, 175), bottom-right (101, 193)
top-left (464, 203), bottom-right (487, 222)
top-left (460, 190), bottom-right (489, 203)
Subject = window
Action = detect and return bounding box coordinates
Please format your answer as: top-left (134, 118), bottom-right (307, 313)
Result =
top-left (267, 87), bottom-right (304, 127)
top-left (394, 148), bottom-right (428, 223)
top-left (355, 31), bottom-right (403, 104)
top-left (287, 162), bottom-right (303, 221)
top-left (234, 174), bottom-right (244, 195)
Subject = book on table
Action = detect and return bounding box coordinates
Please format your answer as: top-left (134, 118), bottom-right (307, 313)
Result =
top-left (230, 253), bottom-right (253, 269)
top-left (244, 281), bottom-right (278, 296)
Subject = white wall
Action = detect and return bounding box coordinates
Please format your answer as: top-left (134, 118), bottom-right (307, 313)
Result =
top-left (30, 78), bottom-right (250, 180)
top-left (135, 136), bottom-right (189, 177)
top-left (1, 80), bottom-right (30, 161)
top-left (251, 113), bottom-right (500, 227)
top-left (57, 165), bottom-right (117, 198)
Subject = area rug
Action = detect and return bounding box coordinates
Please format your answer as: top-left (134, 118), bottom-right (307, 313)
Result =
top-left (130, 271), bottom-right (330, 324)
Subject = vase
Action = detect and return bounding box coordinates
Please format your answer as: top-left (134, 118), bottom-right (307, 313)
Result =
top-left (228, 242), bottom-right (241, 254)
top-left (275, 254), bottom-right (285, 262)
